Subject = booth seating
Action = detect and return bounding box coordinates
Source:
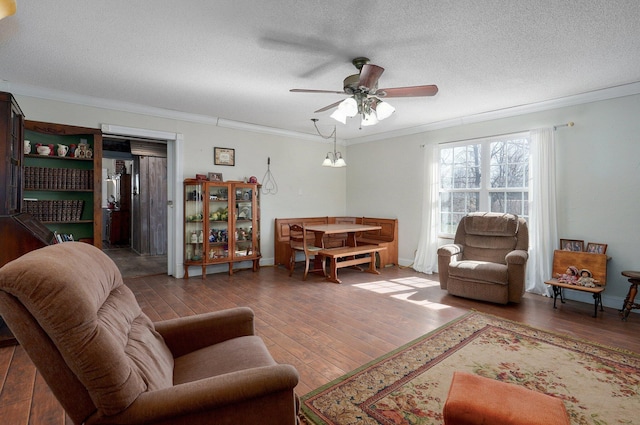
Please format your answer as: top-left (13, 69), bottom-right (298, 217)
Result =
top-left (274, 216), bottom-right (398, 268)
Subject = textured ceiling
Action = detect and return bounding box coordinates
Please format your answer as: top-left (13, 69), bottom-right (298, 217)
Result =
top-left (1, 1), bottom-right (640, 141)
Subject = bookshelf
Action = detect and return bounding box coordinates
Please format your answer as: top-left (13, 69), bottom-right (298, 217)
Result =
top-left (23, 121), bottom-right (102, 248)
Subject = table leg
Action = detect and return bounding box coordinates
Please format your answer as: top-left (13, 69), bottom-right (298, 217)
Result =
top-left (313, 231), bottom-right (324, 248)
top-left (620, 279), bottom-right (639, 321)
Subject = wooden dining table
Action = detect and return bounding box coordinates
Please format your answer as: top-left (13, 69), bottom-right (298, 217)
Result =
top-left (304, 223), bottom-right (384, 283)
top-left (303, 223), bottom-right (382, 248)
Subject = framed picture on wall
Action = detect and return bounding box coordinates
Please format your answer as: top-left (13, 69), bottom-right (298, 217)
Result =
top-left (214, 147), bottom-right (235, 166)
top-left (560, 239), bottom-right (584, 252)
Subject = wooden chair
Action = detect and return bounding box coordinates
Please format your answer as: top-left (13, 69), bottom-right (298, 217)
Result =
top-left (289, 224), bottom-right (325, 280)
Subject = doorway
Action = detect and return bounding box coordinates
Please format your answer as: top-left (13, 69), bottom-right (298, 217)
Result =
top-left (102, 137), bottom-right (168, 278)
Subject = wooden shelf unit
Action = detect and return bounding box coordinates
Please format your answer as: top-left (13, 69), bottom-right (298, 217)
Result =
top-left (23, 120), bottom-right (102, 248)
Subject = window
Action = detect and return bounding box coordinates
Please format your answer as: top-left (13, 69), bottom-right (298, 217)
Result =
top-left (439, 133), bottom-right (529, 235)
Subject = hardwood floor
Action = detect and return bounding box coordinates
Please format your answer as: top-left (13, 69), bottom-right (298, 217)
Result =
top-left (1, 264), bottom-right (639, 424)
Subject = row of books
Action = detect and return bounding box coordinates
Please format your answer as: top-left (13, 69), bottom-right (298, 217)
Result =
top-left (53, 231), bottom-right (75, 243)
top-left (23, 199), bottom-right (85, 222)
top-left (24, 166), bottom-right (94, 191)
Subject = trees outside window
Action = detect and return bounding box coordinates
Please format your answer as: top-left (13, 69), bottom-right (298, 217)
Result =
top-left (439, 134), bottom-right (529, 236)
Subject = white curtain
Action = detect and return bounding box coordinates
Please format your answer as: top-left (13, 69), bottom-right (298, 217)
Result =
top-left (413, 143), bottom-right (439, 274)
top-left (526, 128), bottom-right (558, 295)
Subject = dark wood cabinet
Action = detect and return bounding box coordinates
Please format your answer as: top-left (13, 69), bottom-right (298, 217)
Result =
top-left (108, 210), bottom-right (131, 245)
top-left (0, 213), bottom-right (54, 267)
top-left (0, 92), bottom-right (25, 215)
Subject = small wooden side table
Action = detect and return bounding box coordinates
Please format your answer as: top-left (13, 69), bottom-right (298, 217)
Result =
top-left (620, 271), bottom-right (640, 320)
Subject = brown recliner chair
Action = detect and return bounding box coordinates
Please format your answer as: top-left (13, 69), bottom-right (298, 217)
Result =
top-left (437, 212), bottom-right (529, 304)
top-left (0, 243), bottom-right (299, 425)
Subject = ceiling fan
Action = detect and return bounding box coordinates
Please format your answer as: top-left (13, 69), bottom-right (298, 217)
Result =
top-left (290, 57), bottom-right (438, 127)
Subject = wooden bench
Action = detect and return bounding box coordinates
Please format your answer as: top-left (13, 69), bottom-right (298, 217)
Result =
top-left (544, 250), bottom-right (608, 317)
top-left (318, 245), bottom-right (386, 284)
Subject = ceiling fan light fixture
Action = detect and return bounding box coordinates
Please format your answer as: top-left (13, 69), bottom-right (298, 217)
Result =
top-left (341, 97), bottom-right (358, 117)
top-left (330, 108), bottom-right (347, 124)
top-left (361, 111), bottom-right (379, 127)
top-left (375, 101), bottom-right (395, 120)
top-left (0, 0), bottom-right (16, 19)
top-left (292, 57), bottom-right (437, 128)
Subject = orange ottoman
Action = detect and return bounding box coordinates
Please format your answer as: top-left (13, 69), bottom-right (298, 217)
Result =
top-left (443, 372), bottom-right (570, 425)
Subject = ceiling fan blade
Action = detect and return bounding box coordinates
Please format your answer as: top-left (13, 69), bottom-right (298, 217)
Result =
top-left (315, 100), bottom-right (344, 113)
top-left (358, 64), bottom-right (384, 91)
top-left (290, 89), bottom-right (345, 94)
top-left (376, 85), bottom-right (439, 98)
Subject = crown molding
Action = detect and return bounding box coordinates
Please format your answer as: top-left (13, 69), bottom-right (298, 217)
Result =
top-left (347, 81), bottom-right (640, 145)
top-left (5, 80), bottom-right (640, 145)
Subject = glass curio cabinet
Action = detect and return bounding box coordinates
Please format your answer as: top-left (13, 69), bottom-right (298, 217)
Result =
top-left (183, 179), bottom-right (260, 278)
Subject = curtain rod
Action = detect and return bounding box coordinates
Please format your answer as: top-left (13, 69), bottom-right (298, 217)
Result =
top-left (420, 122), bottom-right (575, 147)
top-left (553, 121), bottom-right (574, 130)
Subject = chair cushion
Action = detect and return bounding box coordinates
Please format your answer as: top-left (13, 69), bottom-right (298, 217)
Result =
top-left (173, 335), bottom-right (276, 384)
top-left (0, 243), bottom-right (174, 415)
top-left (448, 260), bottom-right (508, 285)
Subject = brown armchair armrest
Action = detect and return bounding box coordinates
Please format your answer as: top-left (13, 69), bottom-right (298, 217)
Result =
top-left (437, 244), bottom-right (463, 258)
top-left (85, 364), bottom-right (300, 425)
top-left (154, 307), bottom-right (255, 358)
top-left (505, 249), bottom-right (528, 265)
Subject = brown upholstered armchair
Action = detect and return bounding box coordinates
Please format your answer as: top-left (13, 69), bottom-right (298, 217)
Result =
top-left (437, 212), bottom-right (529, 304)
top-left (0, 243), bottom-right (299, 425)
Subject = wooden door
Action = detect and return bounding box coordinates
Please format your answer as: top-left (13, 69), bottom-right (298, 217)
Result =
top-left (132, 156), bottom-right (167, 255)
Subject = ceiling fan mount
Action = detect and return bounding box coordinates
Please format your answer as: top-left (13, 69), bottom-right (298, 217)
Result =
top-left (351, 56), bottom-right (371, 71)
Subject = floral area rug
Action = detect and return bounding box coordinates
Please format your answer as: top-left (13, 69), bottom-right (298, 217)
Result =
top-left (300, 311), bottom-right (640, 425)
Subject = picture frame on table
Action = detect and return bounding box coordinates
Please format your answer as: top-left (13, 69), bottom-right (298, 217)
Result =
top-left (208, 172), bottom-right (223, 182)
top-left (586, 242), bottom-right (607, 254)
top-left (214, 147), bottom-right (235, 166)
top-left (560, 239), bottom-right (584, 252)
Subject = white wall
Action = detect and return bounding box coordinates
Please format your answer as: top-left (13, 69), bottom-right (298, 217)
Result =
top-left (14, 93), bottom-right (640, 310)
top-left (347, 94), bottom-right (640, 308)
top-left (15, 95), bottom-right (348, 276)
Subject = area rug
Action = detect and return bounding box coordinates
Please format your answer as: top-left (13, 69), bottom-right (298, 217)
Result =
top-left (300, 311), bottom-right (640, 425)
